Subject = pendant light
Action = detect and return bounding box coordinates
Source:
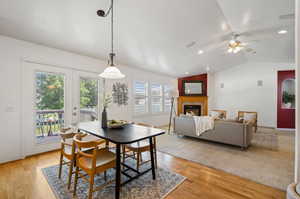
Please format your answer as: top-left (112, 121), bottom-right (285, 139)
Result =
top-left (98, 0), bottom-right (125, 79)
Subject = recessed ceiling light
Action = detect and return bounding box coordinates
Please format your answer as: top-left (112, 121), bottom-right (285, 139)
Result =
top-left (278, 30), bottom-right (288, 34)
top-left (185, 72), bottom-right (189, 75)
top-left (198, 50), bottom-right (204, 55)
top-left (206, 66), bottom-right (210, 71)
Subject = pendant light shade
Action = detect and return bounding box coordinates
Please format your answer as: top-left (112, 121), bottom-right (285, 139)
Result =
top-left (99, 66), bottom-right (125, 79)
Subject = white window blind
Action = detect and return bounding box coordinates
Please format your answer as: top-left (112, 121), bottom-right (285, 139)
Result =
top-left (151, 83), bottom-right (163, 113)
top-left (134, 81), bottom-right (148, 115)
top-left (164, 85), bottom-right (172, 112)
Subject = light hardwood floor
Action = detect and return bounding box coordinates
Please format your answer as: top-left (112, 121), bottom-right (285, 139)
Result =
top-left (0, 150), bottom-right (285, 199)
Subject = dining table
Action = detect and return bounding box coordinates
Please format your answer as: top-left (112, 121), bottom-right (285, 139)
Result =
top-left (77, 121), bottom-right (165, 199)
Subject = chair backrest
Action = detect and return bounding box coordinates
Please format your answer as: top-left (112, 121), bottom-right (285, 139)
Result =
top-left (58, 131), bottom-right (76, 159)
top-left (73, 134), bottom-right (106, 169)
top-left (238, 111), bottom-right (258, 123)
top-left (211, 110), bottom-right (227, 119)
top-left (60, 127), bottom-right (72, 133)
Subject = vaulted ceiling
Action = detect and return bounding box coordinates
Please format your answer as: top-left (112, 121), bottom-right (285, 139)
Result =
top-left (0, 0), bottom-right (295, 77)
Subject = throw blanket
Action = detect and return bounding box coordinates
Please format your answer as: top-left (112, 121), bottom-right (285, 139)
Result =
top-left (193, 116), bottom-right (214, 136)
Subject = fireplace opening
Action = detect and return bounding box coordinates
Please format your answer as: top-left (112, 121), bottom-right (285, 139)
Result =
top-left (184, 105), bottom-right (201, 116)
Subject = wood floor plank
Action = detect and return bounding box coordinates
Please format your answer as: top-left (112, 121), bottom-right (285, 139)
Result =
top-left (0, 150), bottom-right (285, 199)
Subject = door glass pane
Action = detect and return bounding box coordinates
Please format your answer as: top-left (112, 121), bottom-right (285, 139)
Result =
top-left (35, 71), bottom-right (65, 143)
top-left (80, 77), bottom-right (99, 122)
top-left (282, 79), bottom-right (295, 109)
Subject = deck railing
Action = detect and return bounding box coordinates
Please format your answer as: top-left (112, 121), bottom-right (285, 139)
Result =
top-left (36, 109), bottom-right (64, 137)
top-left (35, 109), bottom-right (98, 138)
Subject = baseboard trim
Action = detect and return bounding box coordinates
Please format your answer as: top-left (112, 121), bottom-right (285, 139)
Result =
top-left (276, 128), bottom-right (295, 131)
top-left (258, 126), bottom-right (275, 129)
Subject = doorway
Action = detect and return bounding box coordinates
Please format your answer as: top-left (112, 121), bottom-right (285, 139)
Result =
top-left (277, 70), bottom-right (295, 129)
top-left (22, 61), bottom-right (101, 156)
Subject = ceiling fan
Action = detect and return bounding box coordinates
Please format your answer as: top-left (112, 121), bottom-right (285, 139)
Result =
top-left (226, 34), bottom-right (256, 54)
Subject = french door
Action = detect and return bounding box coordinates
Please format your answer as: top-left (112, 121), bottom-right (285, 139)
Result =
top-left (22, 61), bottom-right (101, 156)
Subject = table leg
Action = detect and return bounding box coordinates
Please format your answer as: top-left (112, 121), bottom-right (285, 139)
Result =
top-left (149, 138), bottom-right (156, 180)
top-left (115, 143), bottom-right (121, 199)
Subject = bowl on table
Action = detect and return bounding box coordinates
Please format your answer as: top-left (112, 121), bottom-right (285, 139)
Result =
top-left (108, 120), bottom-right (128, 129)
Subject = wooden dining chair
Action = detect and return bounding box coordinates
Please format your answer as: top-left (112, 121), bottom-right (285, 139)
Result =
top-left (58, 128), bottom-right (76, 189)
top-left (73, 134), bottom-right (116, 199)
top-left (58, 128), bottom-right (105, 189)
top-left (122, 123), bottom-right (158, 172)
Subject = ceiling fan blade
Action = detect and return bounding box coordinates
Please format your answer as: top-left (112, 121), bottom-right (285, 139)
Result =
top-left (189, 32), bottom-right (233, 51)
top-left (186, 41), bottom-right (196, 48)
top-left (279, 13), bottom-right (295, 20)
top-left (239, 25), bottom-right (292, 39)
top-left (245, 48), bottom-right (257, 54)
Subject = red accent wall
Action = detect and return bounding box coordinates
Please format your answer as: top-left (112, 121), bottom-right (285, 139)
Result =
top-left (178, 74), bottom-right (208, 96)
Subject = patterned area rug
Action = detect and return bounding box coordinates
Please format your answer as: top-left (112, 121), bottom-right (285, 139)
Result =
top-left (157, 127), bottom-right (294, 190)
top-left (42, 161), bottom-right (186, 199)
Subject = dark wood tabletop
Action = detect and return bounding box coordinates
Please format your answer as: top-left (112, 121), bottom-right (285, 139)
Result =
top-left (78, 121), bottom-right (165, 144)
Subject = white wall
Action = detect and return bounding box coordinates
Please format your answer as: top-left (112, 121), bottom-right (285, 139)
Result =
top-left (211, 62), bottom-right (295, 127)
top-left (0, 35), bottom-right (176, 163)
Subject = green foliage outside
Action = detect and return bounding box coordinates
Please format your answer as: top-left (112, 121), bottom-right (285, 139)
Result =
top-left (80, 78), bottom-right (98, 108)
top-left (35, 72), bottom-right (98, 110)
top-left (36, 72), bottom-right (64, 110)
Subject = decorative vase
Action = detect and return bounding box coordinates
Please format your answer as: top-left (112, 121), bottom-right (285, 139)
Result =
top-left (101, 107), bottom-right (108, 128)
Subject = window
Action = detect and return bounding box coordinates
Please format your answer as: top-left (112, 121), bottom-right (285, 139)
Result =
top-left (164, 85), bottom-right (172, 112)
top-left (151, 83), bottom-right (163, 113)
top-left (134, 81), bottom-right (148, 115)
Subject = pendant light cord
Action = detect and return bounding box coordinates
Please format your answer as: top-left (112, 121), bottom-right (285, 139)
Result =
top-left (111, 0), bottom-right (114, 54)
top-left (110, 0), bottom-right (114, 66)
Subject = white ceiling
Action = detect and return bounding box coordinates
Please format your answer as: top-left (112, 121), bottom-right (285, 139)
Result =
top-left (0, 0), bottom-right (295, 77)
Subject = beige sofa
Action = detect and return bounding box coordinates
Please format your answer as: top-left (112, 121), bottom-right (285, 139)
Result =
top-left (174, 116), bottom-right (254, 149)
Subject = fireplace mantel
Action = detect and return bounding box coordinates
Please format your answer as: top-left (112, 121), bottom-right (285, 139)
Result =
top-left (177, 96), bottom-right (208, 116)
